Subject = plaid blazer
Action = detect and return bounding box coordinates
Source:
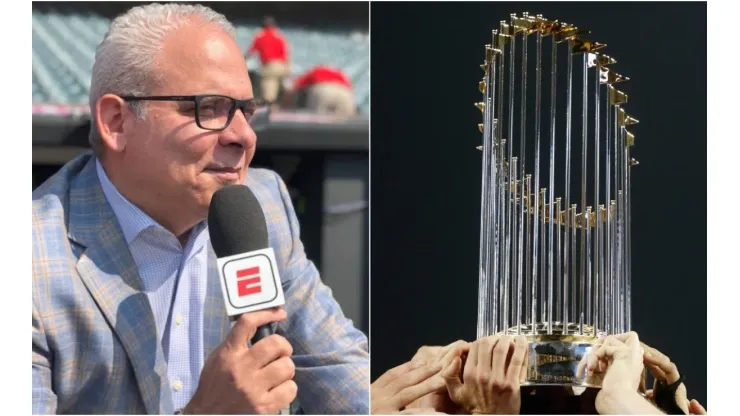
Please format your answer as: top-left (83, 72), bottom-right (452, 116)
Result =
top-left (32, 152), bottom-right (369, 414)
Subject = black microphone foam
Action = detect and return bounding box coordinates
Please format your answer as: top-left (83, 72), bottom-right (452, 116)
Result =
top-left (209, 184), bottom-right (269, 256)
top-left (208, 184), bottom-right (274, 344)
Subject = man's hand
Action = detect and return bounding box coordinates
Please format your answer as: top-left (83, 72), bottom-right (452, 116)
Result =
top-left (581, 332), bottom-right (644, 393)
top-left (441, 335), bottom-right (528, 415)
top-left (642, 342), bottom-right (692, 414)
top-left (588, 332), bottom-right (664, 415)
top-left (371, 358), bottom-right (447, 414)
top-left (184, 307), bottom-right (296, 415)
top-left (406, 341), bottom-right (470, 414)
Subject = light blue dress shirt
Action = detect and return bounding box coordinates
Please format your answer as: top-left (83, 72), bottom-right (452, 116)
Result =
top-left (96, 160), bottom-right (208, 410)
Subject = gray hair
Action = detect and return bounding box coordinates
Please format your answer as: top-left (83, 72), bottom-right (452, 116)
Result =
top-left (88, 3), bottom-right (237, 154)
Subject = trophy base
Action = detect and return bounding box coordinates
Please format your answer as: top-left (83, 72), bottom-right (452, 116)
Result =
top-left (495, 321), bottom-right (605, 388)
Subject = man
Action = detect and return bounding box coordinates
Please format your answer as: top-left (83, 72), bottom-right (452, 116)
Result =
top-left (287, 65), bottom-right (356, 116)
top-left (246, 16), bottom-right (290, 103)
top-left (32, 4), bottom-right (368, 414)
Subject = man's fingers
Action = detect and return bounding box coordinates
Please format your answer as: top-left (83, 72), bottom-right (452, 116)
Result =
top-left (689, 399), bottom-right (707, 415)
top-left (642, 342), bottom-right (670, 367)
top-left (594, 344), bottom-right (623, 361)
top-left (393, 375), bottom-right (446, 410)
top-left (585, 338), bottom-right (623, 374)
top-left (267, 379), bottom-right (298, 406)
top-left (647, 363), bottom-right (668, 383)
top-left (583, 350), bottom-right (599, 373)
top-left (439, 340), bottom-right (470, 368)
top-left (441, 356), bottom-right (464, 404)
top-left (477, 336), bottom-right (498, 373)
top-left (643, 345), bottom-right (680, 384)
top-left (373, 362), bottom-right (446, 413)
top-left (592, 337), bottom-right (618, 361)
top-left (248, 334), bottom-right (294, 369)
top-left (463, 341), bottom-right (480, 382)
top-left (374, 361), bottom-right (416, 389)
top-left (412, 346), bottom-right (442, 366)
top-left (490, 335), bottom-right (512, 379)
top-left (605, 332), bottom-right (641, 358)
top-left (387, 361), bottom-right (444, 392)
top-left (506, 335), bottom-right (528, 385)
top-left (437, 340), bottom-right (468, 360)
top-left (578, 341), bottom-right (605, 375)
top-left (576, 355), bottom-right (589, 377)
top-left (613, 331), bottom-right (641, 349)
top-left (225, 307), bottom-right (287, 351)
top-left (259, 355), bottom-right (296, 391)
top-left (516, 336), bottom-right (529, 382)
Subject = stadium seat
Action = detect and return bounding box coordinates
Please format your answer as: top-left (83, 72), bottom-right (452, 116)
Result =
top-left (31, 10), bottom-right (369, 112)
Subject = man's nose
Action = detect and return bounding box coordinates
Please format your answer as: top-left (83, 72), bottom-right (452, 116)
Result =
top-left (219, 110), bottom-right (257, 149)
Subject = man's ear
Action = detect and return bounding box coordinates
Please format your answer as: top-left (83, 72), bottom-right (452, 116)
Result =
top-left (95, 94), bottom-right (131, 153)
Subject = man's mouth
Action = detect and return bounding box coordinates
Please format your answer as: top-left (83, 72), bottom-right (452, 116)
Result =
top-left (205, 165), bottom-right (241, 181)
top-left (205, 166), bottom-right (239, 173)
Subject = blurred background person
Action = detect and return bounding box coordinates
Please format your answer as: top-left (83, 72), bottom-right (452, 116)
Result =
top-left (246, 16), bottom-right (290, 103)
top-left (283, 64), bottom-right (356, 116)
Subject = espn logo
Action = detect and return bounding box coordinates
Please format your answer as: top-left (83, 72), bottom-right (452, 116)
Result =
top-left (236, 266), bottom-right (262, 297)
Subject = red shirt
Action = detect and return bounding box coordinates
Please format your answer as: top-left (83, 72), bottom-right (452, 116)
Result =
top-left (293, 66), bottom-right (352, 90)
top-left (248, 26), bottom-right (288, 64)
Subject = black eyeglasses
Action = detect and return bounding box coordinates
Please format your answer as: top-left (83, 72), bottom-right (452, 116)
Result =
top-left (119, 94), bottom-right (266, 131)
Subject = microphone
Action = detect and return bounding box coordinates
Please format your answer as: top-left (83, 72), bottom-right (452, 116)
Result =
top-left (208, 184), bottom-right (286, 344)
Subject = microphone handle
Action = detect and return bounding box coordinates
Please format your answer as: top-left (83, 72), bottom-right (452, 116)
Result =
top-left (249, 323), bottom-right (289, 414)
top-left (252, 324), bottom-right (274, 344)
top-left (228, 315), bottom-right (275, 344)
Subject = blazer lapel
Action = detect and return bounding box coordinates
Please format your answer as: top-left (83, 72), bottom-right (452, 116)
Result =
top-left (203, 244), bottom-right (232, 362)
top-left (68, 157), bottom-right (173, 415)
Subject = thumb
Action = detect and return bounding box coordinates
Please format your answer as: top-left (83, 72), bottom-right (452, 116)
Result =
top-left (689, 399), bottom-right (707, 415)
top-left (440, 356), bottom-right (464, 402)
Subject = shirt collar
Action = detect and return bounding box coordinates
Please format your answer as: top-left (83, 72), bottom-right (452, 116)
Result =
top-left (96, 159), bottom-right (167, 245)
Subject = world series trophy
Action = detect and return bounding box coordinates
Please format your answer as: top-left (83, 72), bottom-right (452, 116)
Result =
top-left (475, 12), bottom-right (639, 393)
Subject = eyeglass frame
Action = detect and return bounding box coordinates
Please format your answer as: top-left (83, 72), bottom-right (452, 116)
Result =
top-left (118, 94), bottom-right (267, 131)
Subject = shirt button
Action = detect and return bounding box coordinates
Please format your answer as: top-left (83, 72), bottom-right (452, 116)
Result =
top-left (172, 380), bottom-right (183, 392)
top-left (175, 314), bottom-right (184, 325)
